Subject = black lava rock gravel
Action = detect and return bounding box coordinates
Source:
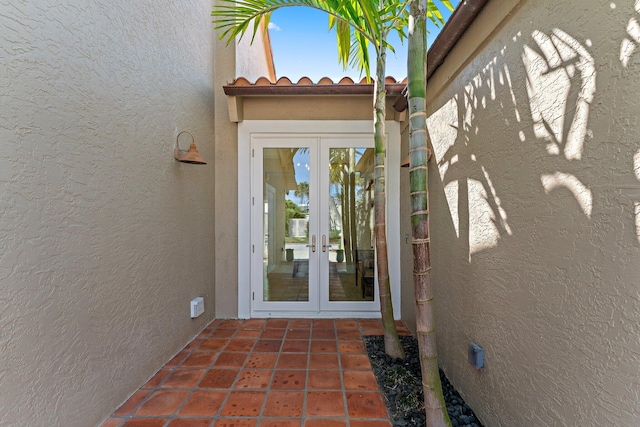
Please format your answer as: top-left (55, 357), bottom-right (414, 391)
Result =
top-left (363, 335), bottom-right (483, 427)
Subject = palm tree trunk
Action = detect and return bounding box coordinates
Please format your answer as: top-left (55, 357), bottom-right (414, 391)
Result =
top-left (408, 0), bottom-right (451, 425)
top-left (374, 40), bottom-right (405, 360)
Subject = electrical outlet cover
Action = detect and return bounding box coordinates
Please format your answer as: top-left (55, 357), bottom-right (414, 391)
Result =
top-left (190, 297), bottom-right (204, 318)
top-left (468, 342), bottom-right (484, 369)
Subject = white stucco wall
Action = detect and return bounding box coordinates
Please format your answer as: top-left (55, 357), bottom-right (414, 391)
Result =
top-left (236, 21), bottom-right (275, 81)
top-left (1, 1), bottom-right (224, 425)
top-left (424, 0), bottom-right (640, 425)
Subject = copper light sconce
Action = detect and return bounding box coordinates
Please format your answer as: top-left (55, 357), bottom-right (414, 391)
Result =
top-left (174, 131), bottom-right (207, 165)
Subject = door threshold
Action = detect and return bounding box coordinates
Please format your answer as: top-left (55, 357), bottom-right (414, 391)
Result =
top-left (250, 311), bottom-right (384, 319)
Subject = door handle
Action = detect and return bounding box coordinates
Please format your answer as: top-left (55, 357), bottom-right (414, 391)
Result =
top-left (306, 235), bottom-right (316, 252)
top-left (322, 235), bottom-right (327, 252)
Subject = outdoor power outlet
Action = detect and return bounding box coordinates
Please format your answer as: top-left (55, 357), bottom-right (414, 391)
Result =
top-left (468, 342), bottom-right (484, 369)
top-left (190, 297), bottom-right (204, 318)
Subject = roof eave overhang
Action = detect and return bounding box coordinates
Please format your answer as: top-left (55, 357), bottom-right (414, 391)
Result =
top-left (223, 83), bottom-right (406, 97)
top-left (224, 82), bottom-right (407, 122)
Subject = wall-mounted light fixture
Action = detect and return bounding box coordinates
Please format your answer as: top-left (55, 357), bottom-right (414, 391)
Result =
top-left (174, 131), bottom-right (207, 165)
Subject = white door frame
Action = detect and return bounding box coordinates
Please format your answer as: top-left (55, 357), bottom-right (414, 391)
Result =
top-left (251, 136), bottom-right (320, 313)
top-left (317, 136), bottom-right (380, 314)
top-left (238, 120), bottom-right (401, 319)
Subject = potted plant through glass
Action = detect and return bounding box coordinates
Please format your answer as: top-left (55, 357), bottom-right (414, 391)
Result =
top-left (286, 248), bottom-right (294, 262)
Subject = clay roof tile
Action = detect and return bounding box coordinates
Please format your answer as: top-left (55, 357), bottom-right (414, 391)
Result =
top-left (317, 77), bottom-right (334, 85)
top-left (338, 77), bottom-right (355, 84)
top-left (296, 77), bottom-right (314, 85)
top-left (254, 77), bottom-right (272, 86)
top-left (232, 77), bottom-right (252, 86)
top-left (275, 76), bottom-right (293, 85)
top-left (223, 75), bottom-right (406, 96)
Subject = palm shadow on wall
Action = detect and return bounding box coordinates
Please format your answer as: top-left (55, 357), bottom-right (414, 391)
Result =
top-left (430, 12), bottom-right (640, 265)
top-left (426, 6), bottom-right (640, 416)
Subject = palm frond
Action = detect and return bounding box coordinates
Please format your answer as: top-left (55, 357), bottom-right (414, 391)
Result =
top-left (335, 18), bottom-right (353, 69)
top-left (347, 30), bottom-right (372, 80)
top-left (212, 0), bottom-right (375, 47)
top-left (427, 0), bottom-right (454, 27)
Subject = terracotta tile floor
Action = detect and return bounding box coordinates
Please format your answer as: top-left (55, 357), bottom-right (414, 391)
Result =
top-left (103, 318), bottom-right (411, 427)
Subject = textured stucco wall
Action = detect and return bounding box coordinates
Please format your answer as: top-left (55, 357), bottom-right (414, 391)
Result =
top-left (426, 0), bottom-right (640, 425)
top-left (1, 1), bottom-right (224, 425)
top-left (214, 18), bottom-right (277, 319)
top-left (213, 31), bottom-right (239, 319)
top-left (236, 21), bottom-right (275, 82)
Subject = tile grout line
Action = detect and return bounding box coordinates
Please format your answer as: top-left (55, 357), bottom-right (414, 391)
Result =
top-left (106, 320), bottom-right (216, 424)
top-left (144, 320), bottom-right (242, 424)
top-left (165, 319), bottom-right (242, 424)
top-left (301, 319), bottom-right (313, 424)
top-left (335, 319), bottom-right (352, 427)
top-left (255, 318), bottom-right (289, 424)
top-left (214, 319), bottom-right (268, 423)
top-left (169, 320), bottom-right (228, 424)
top-left (115, 320), bottom-right (216, 422)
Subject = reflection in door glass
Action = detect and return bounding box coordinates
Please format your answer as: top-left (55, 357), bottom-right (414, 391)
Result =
top-left (328, 147), bottom-right (375, 301)
top-left (263, 147), bottom-right (310, 302)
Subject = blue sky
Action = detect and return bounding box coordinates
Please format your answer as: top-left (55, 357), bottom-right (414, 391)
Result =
top-left (268, 2), bottom-right (460, 81)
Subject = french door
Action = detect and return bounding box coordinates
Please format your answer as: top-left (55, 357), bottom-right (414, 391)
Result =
top-left (251, 135), bottom-right (379, 314)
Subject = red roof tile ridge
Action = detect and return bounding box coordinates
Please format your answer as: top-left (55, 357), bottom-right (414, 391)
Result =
top-left (317, 77), bottom-right (334, 85)
top-left (229, 75), bottom-right (406, 86)
top-left (254, 77), bottom-right (272, 86)
top-left (275, 76), bottom-right (293, 85)
top-left (296, 77), bottom-right (314, 85)
top-left (232, 77), bottom-right (252, 86)
top-left (338, 77), bottom-right (355, 84)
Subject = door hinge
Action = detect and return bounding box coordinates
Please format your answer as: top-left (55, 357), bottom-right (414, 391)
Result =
top-left (252, 244), bottom-right (255, 253)
top-left (252, 197), bottom-right (254, 205)
top-left (252, 148), bottom-right (254, 157)
top-left (252, 292), bottom-right (255, 300)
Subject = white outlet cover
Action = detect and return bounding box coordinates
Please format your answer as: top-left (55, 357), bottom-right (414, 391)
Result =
top-left (190, 297), bottom-right (204, 318)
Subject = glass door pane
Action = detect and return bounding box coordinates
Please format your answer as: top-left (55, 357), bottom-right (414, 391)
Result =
top-left (327, 147), bottom-right (375, 302)
top-left (262, 147), bottom-right (311, 302)
top-left (253, 135), bottom-right (379, 316)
